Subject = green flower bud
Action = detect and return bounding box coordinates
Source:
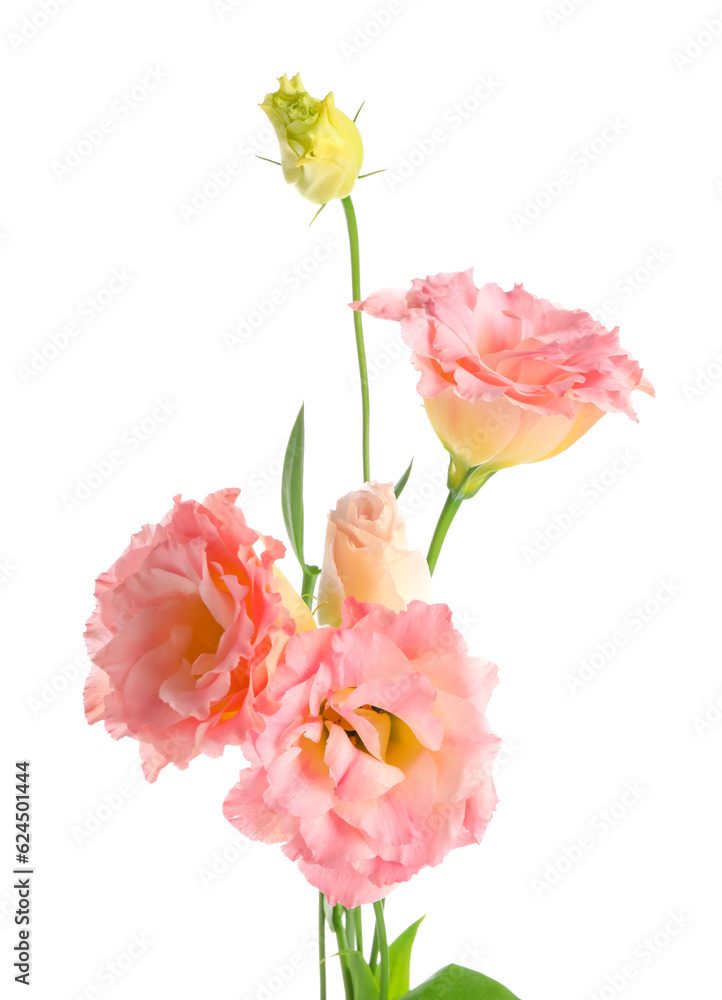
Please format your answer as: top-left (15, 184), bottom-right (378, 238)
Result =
top-left (260, 73), bottom-right (364, 205)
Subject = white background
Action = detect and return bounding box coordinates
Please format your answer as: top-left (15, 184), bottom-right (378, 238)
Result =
top-left (3, 1), bottom-right (721, 998)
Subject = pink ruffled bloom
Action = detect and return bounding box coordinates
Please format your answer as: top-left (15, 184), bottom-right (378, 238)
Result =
top-left (84, 489), bottom-right (312, 781)
top-left (353, 270), bottom-right (654, 490)
top-left (224, 598), bottom-right (500, 907)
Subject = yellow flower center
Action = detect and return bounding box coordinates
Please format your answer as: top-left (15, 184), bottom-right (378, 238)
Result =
top-left (320, 688), bottom-right (420, 766)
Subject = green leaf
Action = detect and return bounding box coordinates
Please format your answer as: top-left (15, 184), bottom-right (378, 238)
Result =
top-left (394, 459), bottom-right (414, 498)
top-left (347, 951), bottom-right (380, 1000)
top-left (401, 965), bottom-right (520, 999)
top-left (282, 404), bottom-right (307, 570)
top-left (388, 916), bottom-right (424, 999)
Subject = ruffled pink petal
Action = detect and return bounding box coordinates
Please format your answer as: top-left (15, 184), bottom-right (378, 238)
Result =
top-left (334, 749), bottom-right (437, 845)
top-left (327, 627), bottom-right (410, 691)
top-left (139, 743), bottom-right (170, 783)
top-left (83, 665), bottom-right (110, 725)
top-left (264, 745), bottom-right (336, 818)
top-left (295, 857), bottom-right (398, 908)
top-left (289, 810), bottom-right (376, 868)
top-left (454, 778), bottom-right (499, 847)
top-left (324, 724), bottom-right (404, 801)
top-left (433, 693), bottom-right (501, 803)
top-left (351, 288), bottom-right (410, 321)
top-left (224, 767), bottom-right (286, 843)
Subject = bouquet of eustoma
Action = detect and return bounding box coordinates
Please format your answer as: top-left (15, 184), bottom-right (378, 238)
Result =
top-left (82, 73), bottom-right (653, 1000)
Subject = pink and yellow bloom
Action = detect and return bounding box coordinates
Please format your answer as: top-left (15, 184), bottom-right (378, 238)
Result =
top-left (83, 489), bottom-right (312, 781)
top-left (317, 481), bottom-right (432, 626)
top-left (353, 270), bottom-right (654, 492)
top-left (224, 598), bottom-right (499, 907)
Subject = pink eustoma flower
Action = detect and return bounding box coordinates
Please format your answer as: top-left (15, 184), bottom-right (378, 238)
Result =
top-left (224, 598), bottom-right (500, 907)
top-left (353, 271), bottom-right (654, 490)
top-left (317, 481), bottom-right (432, 627)
top-left (83, 489), bottom-right (312, 781)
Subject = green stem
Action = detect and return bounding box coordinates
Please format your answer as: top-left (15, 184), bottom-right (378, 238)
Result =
top-left (333, 904), bottom-right (355, 999)
top-left (301, 567), bottom-right (318, 611)
top-left (373, 901), bottom-right (389, 1000)
top-left (353, 907), bottom-right (363, 956)
top-left (341, 195), bottom-right (370, 483)
top-left (346, 907), bottom-right (356, 950)
top-left (368, 923), bottom-right (379, 974)
top-left (318, 893), bottom-right (327, 1000)
top-left (369, 897), bottom-right (384, 973)
top-left (426, 491), bottom-right (464, 576)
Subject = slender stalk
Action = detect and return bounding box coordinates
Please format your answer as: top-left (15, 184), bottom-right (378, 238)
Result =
top-left (318, 893), bottom-right (327, 1000)
top-left (369, 897), bottom-right (384, 973)
top-left (346, 907), bottom-right (356, 950)
top-left (353, 907), bottom-right (363, 956)
top-left (301, 567), bottom-right (318, 610)
top-left (373, 901), bottom-right (389, 1000)
top-left (427, 470), bottom-right (497, 573)
top-left (333, 904), bottom-right (355, 999)
top-left (368, 923), bottom-right (379, 975)
top-left (426, 491), bottom-right (464, 575)
top-left (341, 195), bottom-right (370, 483)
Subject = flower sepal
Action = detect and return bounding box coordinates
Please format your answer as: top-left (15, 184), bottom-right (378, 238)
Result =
top-left (448, 461), bottom-right (497, 500)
